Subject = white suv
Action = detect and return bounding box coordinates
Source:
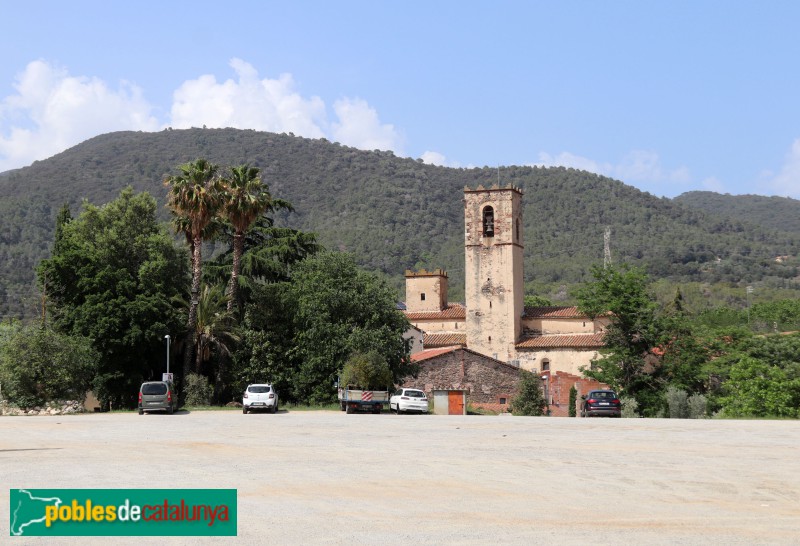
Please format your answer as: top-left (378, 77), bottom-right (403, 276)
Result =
top-left (243, 384), bottom-right (279, 414)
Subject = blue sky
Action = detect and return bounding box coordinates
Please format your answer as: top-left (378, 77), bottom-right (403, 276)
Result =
top-left (2, 0), bottom-right (799, 198)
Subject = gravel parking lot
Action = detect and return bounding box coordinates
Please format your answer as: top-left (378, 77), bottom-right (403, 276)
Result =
top-left (2, 410), bottom-right (799, 545)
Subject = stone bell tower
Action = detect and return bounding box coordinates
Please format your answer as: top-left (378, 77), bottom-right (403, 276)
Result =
top-left (464, 185), bottom-right (524, 361)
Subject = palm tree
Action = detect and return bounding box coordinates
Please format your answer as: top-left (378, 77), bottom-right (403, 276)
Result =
top-left (164, 158), bottom-right (224, 376)
top-left (193, 283), bottom-right (240, 400)
top-left (219, 165), bottom-right (291, 315)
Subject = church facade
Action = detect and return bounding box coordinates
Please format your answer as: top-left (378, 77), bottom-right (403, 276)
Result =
top-left (403, 185), bottom-right (609, 378)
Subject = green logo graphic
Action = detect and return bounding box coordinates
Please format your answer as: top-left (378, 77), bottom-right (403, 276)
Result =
top-left (9, 489), bottom-right (237, 536)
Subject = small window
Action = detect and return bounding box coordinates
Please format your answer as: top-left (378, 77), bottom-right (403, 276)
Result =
top-left (516, 218), bottom-right (520, 241)
top-left (482, 206), bottom-right (494, 237)
top-left (541, 360), bottom-right (550, 372)
top-left (420, 293), bottom-right (426, 301)
top-left (499, 397), bottom-right (507, 405)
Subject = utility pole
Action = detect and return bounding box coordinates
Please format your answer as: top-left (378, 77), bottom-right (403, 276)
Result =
top-left (603, 226), bottom-right (612, 268)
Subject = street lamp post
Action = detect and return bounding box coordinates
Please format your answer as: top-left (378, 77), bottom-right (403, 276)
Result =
top-left (164, 334), bottom-right (171, 375)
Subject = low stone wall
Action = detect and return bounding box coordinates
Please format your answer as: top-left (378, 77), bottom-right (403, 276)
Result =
top-left (1, 400), bottom-right (85, 416)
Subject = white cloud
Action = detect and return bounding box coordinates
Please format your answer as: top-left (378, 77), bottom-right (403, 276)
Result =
top-left (700, 176), bottom-right (725, 193)
top-left (169, 58), bottom-right (328, 138)
top-left (0, 58), bottom-right (405, 171)
top-left (767, 138), bottom-right (800, 198)
top-left (420, 151), bottom-right (462, 168)
top-left (331, 97), bottom-right (404, 154)
top-left (535, 149), bottom-right (692, 197)
top-left (0, 60), bottom-right (159, 171)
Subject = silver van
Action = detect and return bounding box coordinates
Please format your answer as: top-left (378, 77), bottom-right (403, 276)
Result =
top-left (138, 381), bottom-right (176, 414)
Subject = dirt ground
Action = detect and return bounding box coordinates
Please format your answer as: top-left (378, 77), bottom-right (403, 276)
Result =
top-left (2, 410), bottom-right (799, 545)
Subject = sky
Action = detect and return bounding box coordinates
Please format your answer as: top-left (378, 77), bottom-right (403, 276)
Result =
top-left (1, 0), bottom-right (799, 199)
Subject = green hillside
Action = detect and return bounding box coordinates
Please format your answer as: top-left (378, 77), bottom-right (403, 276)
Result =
top-left (1, 128), bottom-right (798, 320)
top-left (675, 191), bottom-right (800, 235)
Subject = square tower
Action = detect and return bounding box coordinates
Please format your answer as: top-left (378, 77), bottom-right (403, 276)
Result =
top-left (464, 185), bottom-right (524, 361)
top-left (405, 269), bottom-right (449, 314)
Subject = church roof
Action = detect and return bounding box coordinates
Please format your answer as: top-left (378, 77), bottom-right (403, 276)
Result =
top-left (423, 333), bottom-right (467, 348)
top-left (404, 304), bottom-right (466, 320)
top-left (516, 333), bottom-right (605, 349)
top-left (523, 306), bottom-right (586, 319)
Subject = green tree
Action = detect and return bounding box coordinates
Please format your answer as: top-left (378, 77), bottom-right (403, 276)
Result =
top-left (218, 164), bottom-right (292, 315)
top-left (568, 385), bottom-right (577, 417)
top-left (512, 369), bottom-right (547, 416)
top-left (718, 356), bottom-right (800, 418)
top-left (192, 284), bottom-right (239, 400)
top-left (37, 188), bottom-right (188, 408)
top-left (164, 159), bottom-right (224, 376)
top-left (577, 264), bottom-right (666, 413)
top-left (0, 323), bottom-right (98, 408)
top-left (340, 351), bottom-right (394, 390)
top-left (287, 252), bottom-right (414, 404)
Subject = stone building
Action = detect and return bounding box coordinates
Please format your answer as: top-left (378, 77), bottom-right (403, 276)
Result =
top-left (403, 185), bottom-right (611, 406)
top-left (405, 346), bottom-right (521, 413)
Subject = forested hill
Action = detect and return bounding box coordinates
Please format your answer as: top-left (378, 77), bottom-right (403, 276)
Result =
top-left (675, 191), bottom-right (800, 235)
top-left (1, 128), bottom-right (798, 320)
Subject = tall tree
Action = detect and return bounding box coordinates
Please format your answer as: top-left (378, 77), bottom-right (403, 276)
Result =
top-left (576, 263), bottom-right (667, 413)
top-left (192, 284), bottom-right (240, 400)
top-left (36, 188), bottom-right (188, 408)
top-left (164, 159), bottom-right (224, 377)
top-left (287, 252), bottom-right (414, 404)
top-left (218, 164), bottom-right (292, 315)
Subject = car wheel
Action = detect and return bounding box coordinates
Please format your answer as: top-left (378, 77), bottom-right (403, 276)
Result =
top-left (271, 405), bottom-right (277, 414)
top-left (167, 405), bottom-right (174, 415)
top-left (345, 404), bottom-right (353, 414)
top-left (243, 406), bottom-right (248, 414)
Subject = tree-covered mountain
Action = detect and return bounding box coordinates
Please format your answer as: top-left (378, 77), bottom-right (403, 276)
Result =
top-left (675, 191), bottom-right (800, 235)
top-left (1, 128), bottom-right (798, 320)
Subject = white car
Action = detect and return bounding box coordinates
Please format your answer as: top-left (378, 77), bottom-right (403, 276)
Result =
top-left (390, 388), bottom-right (429, 414)
top-left (243, 384), bottom-right (279, 414)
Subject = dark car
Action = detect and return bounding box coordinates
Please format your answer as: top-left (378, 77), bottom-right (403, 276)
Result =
top-left (581, 389), bottom-right (621, 417)
top-left (138, 381), bottom-right (177, 415)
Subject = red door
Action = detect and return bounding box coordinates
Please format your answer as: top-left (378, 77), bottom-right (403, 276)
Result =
top-left (448, 391), bottom-right (464, 415)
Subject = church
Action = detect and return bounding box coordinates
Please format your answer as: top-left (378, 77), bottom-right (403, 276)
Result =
top-left (402, 185), bottom-right (610, 414)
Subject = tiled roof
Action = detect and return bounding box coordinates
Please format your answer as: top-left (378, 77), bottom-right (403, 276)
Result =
top-left (404, 304), bottom-right (466, 320)
top-left (423, 333), bottom-right (467, 347)
top-left (523, 306), bottom-right (586, 319)
top-left (516, 333), bottom-right (605, 349)
top-left (410, 346), bottom-right (462, 362)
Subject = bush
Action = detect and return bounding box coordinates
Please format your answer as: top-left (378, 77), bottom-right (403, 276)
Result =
top-left (512, 370), bottom-right (547, 416)
top-left (340, 351), bottom-right (393, 390)
top-left (568, 385), bottom-right (577, 417)
top-left (620, 395), bottom-right (639, 418)
top-left (0, 324), bottom-right (97, 408)
top-left (666, 386), bottom-right (689, 419)
top-left (184, 373), bottom-right (212, 406)
top-left (687, 393), bottom-right (708, 419)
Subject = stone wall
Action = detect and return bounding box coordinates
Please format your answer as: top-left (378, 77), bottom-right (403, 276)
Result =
top-left (403, 348), bottom-right (521, 412)
top-left (542, 371), bottom-right (610, 417)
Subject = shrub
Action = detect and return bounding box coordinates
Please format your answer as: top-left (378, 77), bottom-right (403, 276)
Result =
top-left (184, 373), bottom-right (212, 406)
top-left (512, 370), bottom-right (547, 416)
top-left (666, 386), bottom-right (689, 418)
top-left (568, 385), bottom-right (577, 417)
top-left (687, 393), bottom-right (708, 419)
top-left (620, 395), bottom-right (639, 418)
top-left (0, 324), bottom-right (97, 408)
top-left (340, 351), bottom-right (393, 390)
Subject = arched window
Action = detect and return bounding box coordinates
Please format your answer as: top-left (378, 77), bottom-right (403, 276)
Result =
top-left (516, 218), bottom-right (520, 242)
top-left (482, 206), bottom-right (494, 237)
